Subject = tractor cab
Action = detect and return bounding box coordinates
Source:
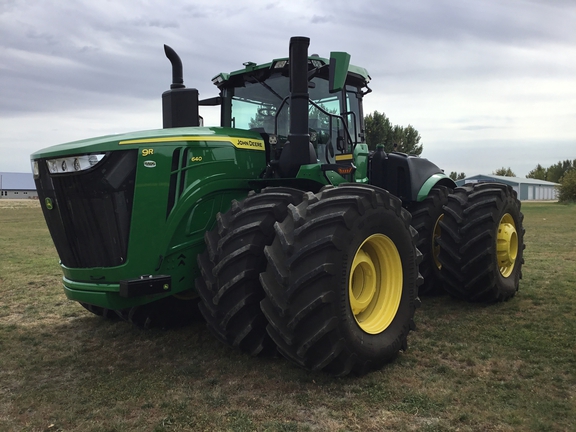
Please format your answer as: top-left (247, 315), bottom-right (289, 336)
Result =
top-left (210, 52), bottom-right (371, 166)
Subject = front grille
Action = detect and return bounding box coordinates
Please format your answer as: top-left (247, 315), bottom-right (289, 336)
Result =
top-left (35, 150), bottom-right (137, 268)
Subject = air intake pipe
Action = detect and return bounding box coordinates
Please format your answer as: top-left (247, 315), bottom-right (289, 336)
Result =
top-left (162, 45), bottom-right (200, 128)
top-left (277, 36), bottom-right (317, 178)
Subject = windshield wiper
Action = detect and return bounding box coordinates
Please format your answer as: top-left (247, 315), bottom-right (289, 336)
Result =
top-left (251, 75), bottom-right (285, 102)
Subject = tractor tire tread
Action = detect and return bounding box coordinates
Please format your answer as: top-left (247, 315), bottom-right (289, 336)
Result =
top-left (196, 187), bottom-right (304, 356)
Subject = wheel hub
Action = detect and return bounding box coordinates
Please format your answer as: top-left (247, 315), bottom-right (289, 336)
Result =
top-left (497, 213), bottom-right (518, 277)
top-left (349, 234), bottom-right (403, 334)
top-left (350, 250), bottom-right (378, 314)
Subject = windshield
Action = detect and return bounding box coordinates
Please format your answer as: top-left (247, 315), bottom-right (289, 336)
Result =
top-left (228, 73), bottom-right (363, 162)
top-left (230, 74), bottom-right (290, 135)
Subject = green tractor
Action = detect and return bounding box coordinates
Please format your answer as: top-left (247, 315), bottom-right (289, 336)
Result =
top-left (31, 36), bottom-right (525, 376)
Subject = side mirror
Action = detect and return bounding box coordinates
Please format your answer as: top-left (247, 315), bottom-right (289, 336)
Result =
top-left (329, 51), bottom-right (351, 93)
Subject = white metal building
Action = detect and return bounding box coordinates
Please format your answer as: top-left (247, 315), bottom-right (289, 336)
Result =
top-left (455, 174), bottom-right (559, 201)
top-left (0, 172), bottom-right (38, 199)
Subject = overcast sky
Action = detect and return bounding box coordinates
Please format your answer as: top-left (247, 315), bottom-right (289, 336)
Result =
top-left (1, 0), bottom-right (575, 177)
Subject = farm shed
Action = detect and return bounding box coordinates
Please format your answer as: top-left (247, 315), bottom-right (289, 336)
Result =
top-left (0, 172), bottom-right (38, 199)
top-left (455, 174), bottom-right (559, 201)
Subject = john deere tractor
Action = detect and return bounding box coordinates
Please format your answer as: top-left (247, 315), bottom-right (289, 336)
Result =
top-left (31, 37), bottom-right (524, 376)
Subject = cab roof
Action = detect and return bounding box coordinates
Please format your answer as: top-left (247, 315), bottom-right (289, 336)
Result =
top-left (211, 54), bottom-right (371, 89)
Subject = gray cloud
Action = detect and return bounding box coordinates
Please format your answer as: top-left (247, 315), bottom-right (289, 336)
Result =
top-left (1, 0), bottom-right (575, 175)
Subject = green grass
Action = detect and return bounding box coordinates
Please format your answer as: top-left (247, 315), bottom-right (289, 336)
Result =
top-left (1, 200), bottom-right (574, 431)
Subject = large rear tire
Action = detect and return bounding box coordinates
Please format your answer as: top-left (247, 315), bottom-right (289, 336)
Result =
top-left (196, 187), bottom-right (304, 356)
top-left (408, 186), bottom-right (450, 295)
top-left (260, 184), bottom-right (422, 376)
top-left (438, 183), bottom-right (525, 302)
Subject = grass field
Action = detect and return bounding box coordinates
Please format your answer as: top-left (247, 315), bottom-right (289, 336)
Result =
top-left (0, 200), bottom-right (574, 431)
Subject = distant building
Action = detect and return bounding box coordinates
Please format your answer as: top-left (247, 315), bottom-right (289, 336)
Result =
top-left (455, 174), bottom-right (559, 201)
top-left (0, 172), bottom-right (38, 199)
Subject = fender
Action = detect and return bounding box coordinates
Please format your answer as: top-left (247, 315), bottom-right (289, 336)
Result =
top-left (417, 173), bottom-right (456, 201)
top-left (369, 150), bottom-right (457, 202)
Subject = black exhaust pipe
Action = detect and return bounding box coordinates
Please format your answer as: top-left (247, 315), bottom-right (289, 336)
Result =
top-left (164, 45), bottom-right (185, 89)
top-left (288, 37), bottom-right (310, 149)
top-left (277, 36), bottom-right (317, 178)
top-left (162, 44), bottom-right (200, 128)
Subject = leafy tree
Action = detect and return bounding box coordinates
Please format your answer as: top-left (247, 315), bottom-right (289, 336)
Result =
top-left (364, 111), bottom-right (393, 151)
top-left (401, 125), bottom-right (423, 155)
top-left (557, 169), bottom-right (576, 202)
top-left (526, 164), bottom-right (547, 180)
top-left (493, 167), bottom-right (516, 177)
top-left (547, 160), bottom-right (575, 183)
top-left (364, 111), bottom-right (423, 155)
top-left (449, 172), bottom-right (466, 180)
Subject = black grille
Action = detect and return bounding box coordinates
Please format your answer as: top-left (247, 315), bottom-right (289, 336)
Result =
top-left (35, 150), bottom-right (137, 268)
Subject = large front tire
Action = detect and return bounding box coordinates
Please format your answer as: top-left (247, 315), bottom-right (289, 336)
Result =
top-left (260, 185), bottom-right (422, 376)
top-left (438, 183), bottom-right (525, 302)
top-left (196, 187), bottom-right (304, 356)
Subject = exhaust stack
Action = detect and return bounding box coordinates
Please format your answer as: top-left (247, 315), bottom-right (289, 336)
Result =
top-left (277, 36), bottom-right (317, 178)
top-left (162, 45), bottom-right (200, 128)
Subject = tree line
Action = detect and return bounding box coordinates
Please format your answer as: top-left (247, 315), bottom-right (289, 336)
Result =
top-left (526, 159), bottom-right (576, 203)
top-left (526, 159), bottom-right (576, 184)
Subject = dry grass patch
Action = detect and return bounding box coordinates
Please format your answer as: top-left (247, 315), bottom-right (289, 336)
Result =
top-left (0, 199), bottom-right (40, 209)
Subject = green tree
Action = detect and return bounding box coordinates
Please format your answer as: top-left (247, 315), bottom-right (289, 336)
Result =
top-left (526, 164), bottom-right (547, 180)
top-left (558, 169), bottom-right (576, 202)
top-left (449, 172), bottom-right (466, 180)
top-left (364, 111), bottom-right (393, 151)
top-left (493, 167), bottom-right (516, 177)
top-left (547, 160), bottom-right (575, 183)
top-left (364, 111), bottom-right (423, 155)
top-left (400, 125), bottom-right (423, 155)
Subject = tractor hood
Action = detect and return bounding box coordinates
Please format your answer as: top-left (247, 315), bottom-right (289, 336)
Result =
top-left (31, 126), bottom-right (265, 160)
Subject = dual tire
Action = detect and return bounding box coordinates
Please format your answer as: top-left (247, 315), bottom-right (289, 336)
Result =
top-left (437, 183), bottom-right (525, 302)
top-left (197, 184), bottom-right (422, 376)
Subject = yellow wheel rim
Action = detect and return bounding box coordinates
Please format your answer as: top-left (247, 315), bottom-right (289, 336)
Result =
top-left (349, 234), bottom-right (403, 334)
top-left (432, 214), bottom-right (444, 270)
top-left (497, 213), bottom-right (518, 277)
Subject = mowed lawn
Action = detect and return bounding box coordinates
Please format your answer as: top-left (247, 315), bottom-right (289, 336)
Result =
top-left (0, 200), bottom-right (574, 432)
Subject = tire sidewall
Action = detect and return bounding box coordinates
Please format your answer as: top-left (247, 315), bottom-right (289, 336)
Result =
top-left (494, 192), bottom-right (524, 297)
top-left (336, 205), bottom-right (418, 361)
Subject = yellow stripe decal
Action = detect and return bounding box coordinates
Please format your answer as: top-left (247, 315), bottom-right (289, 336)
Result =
top-left (335, 153), bottom-right (353, 161)
top-left (119, 136), bottom-right (265, 151)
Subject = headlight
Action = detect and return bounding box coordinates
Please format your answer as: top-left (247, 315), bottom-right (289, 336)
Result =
top-left (31, 160), bottom-right (40, 178)
top-left (46, 154), bottom-right (105, 174)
